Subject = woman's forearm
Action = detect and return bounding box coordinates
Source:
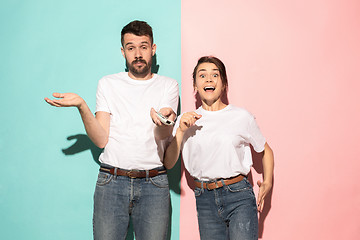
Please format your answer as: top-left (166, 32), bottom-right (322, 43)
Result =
top-left (262, 142), bottom-right (274, 184)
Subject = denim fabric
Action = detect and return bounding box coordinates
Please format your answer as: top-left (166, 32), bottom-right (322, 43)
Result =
top-left (93, 166), bottom-right (170, 240)
top-left (194, 178), bottom-right (258, 240)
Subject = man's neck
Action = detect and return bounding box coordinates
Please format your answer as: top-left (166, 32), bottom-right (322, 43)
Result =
top-left (127, 71), bottom-right (153, 80)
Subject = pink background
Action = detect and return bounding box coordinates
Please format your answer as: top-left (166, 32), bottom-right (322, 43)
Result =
top-left (180, 0), bottom-right (360, 239)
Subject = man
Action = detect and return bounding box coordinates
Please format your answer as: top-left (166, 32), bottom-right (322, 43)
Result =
top-left (45, 20), bottom-right (178, 240)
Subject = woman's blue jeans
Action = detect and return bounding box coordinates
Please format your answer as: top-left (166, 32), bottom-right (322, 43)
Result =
top-left (194, 178), bottom-right (258, 240)
top-left (93, 166), bottom-right (170, 240)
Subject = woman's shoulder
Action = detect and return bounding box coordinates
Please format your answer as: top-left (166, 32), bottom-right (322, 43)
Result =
top-left (227, 104), bottom-right (253, 117)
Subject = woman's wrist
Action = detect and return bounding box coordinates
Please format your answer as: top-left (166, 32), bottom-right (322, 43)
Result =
top-left (176, 127), bottom-right (186, 138)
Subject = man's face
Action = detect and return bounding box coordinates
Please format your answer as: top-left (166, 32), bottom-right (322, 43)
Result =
top-left (121, 33), bottom-right (156, 79)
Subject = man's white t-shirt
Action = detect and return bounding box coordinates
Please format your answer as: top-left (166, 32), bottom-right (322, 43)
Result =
top-left (175, 104), bottom-right (266, 181)
top-left (96, 72), bottom-right (178, 170)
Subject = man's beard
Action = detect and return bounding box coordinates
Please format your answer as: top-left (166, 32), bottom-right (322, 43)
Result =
top-left (127, 58), bottom-right (152, 77)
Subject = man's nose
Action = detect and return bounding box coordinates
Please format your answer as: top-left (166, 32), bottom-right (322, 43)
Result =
top-left (135, 48), bottom-right (142, 58)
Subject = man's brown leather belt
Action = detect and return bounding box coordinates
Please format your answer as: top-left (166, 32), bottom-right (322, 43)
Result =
top-left (100, 167), bottom-right (166, 178)
top-left (194, 174), bottom-right (246, 190)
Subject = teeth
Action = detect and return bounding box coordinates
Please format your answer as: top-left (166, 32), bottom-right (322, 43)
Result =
top-left (204, 87), bottom-right (215, 91)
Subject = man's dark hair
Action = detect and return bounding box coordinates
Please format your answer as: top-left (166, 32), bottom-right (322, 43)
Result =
top-left (192, 56), bottom-right (228, 93)
top-left (121, 20), bottom-right (153, 46)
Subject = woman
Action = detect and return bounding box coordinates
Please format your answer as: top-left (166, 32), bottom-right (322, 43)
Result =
top-left (164, 56), bottom-right (274, 240)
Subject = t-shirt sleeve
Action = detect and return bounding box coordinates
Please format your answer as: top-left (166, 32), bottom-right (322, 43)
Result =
top-left (172, 113), bottom-right (182, 136)
top-left (95, 78), bottom-right (111, 113)
top-left (246, 115), bottom-right (266, 153)
top-left (159, 79), bottom-right (179, 113)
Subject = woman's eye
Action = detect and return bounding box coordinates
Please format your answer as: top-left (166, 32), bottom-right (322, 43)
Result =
top-left (199, 74), bottom-right (205, 78)
top-left (213, 74), bottom-right (219, 77)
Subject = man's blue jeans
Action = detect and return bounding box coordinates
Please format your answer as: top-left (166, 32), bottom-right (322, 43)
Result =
top-left (194, 178), bottom-right (258, 240)
top-left (93, 166), bottom-right (170, 240)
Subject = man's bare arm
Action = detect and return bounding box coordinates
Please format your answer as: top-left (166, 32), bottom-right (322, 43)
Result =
top-left (45, 92), bottom-right (110, 148)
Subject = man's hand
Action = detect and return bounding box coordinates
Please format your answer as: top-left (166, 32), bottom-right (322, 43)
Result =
top-left (256, 180), bottom-right (272, 212)
top-left (150, 107), bottom-right (176, 126)
top-left (44, 92), bottom-right (85, 108)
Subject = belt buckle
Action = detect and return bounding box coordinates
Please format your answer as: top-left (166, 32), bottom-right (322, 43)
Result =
top-left (127, 170), bottom-right (137, 178)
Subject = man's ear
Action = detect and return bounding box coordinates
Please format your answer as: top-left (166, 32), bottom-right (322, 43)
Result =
top-left (121, 47), bottom-right (125, 58)
top-left (152, 44), bottom-right (157, 56)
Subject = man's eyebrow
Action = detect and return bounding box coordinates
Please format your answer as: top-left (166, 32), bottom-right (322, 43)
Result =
top-left (125, 41), bottom-right (150, 47)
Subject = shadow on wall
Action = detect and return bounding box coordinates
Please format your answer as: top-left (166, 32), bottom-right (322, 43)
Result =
top-left (62, 134), bottom-right (102, 164)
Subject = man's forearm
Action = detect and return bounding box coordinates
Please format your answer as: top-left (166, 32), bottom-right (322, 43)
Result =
top-left (78, 103), bottom-right (109, 148)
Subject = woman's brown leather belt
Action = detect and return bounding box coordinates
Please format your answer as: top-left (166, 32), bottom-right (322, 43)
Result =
top-left (194, 174), bottom-right (246, 190)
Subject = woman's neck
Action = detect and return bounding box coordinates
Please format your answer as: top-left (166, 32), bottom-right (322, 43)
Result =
top-left (201, 99), bottom-right (227, 111)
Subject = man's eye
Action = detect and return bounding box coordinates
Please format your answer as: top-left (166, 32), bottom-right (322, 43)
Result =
top-left (213, 74), bottom-right (219, 77)
top-left (128, 47), bottom-right (134, 51)
top-left (142, 46), bottom-right (148, 50)
top-left (199, 74), bottom-right (205, 78)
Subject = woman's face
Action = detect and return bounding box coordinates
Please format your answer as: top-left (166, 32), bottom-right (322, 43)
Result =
top-left (194, 62), bottom-right (224, 104)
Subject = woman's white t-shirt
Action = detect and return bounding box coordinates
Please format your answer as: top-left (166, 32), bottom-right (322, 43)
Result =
top-left (175, 105), bottom-right (266, 181)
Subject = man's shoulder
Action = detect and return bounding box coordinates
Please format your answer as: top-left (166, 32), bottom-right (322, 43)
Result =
top-left (154, 74), bottom-right (178, 86)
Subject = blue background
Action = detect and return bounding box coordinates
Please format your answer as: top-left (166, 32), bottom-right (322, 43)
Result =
top-left (0, 0), bottom-right (181, 239)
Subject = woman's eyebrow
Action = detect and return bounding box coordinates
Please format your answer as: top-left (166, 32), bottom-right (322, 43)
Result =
top-left (198, 68), bottom-right (219, 73)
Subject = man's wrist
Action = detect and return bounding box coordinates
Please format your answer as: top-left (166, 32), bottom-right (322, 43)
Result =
top-left (77, 99), bottom-right (87, 111)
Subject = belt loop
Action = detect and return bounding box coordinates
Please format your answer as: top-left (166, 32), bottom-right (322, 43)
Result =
top-left (220, 179), bottom-right (226, 188)
top-left (146, 170), bottom-right (149, 181)
top-left (201, 182), bottom-right (205, 190)
top-left (114, 167), bottom-right (117, 180)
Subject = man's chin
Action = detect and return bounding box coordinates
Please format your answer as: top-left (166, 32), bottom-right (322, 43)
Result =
top-left (129, 65), bottom-right (151, 76)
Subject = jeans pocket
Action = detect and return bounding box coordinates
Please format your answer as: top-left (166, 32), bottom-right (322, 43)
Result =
top-left (150, 174), bottom-right (169, 188)
top-left (96, 172), bottom-right (113, 186)
top-left (194, 187), bottom-right (203, 197)
top-left (226, 179), bottom-right (251, 193)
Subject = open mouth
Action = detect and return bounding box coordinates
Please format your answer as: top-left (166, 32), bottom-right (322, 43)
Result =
top-left (204, 86), bottom-right (215, 92)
